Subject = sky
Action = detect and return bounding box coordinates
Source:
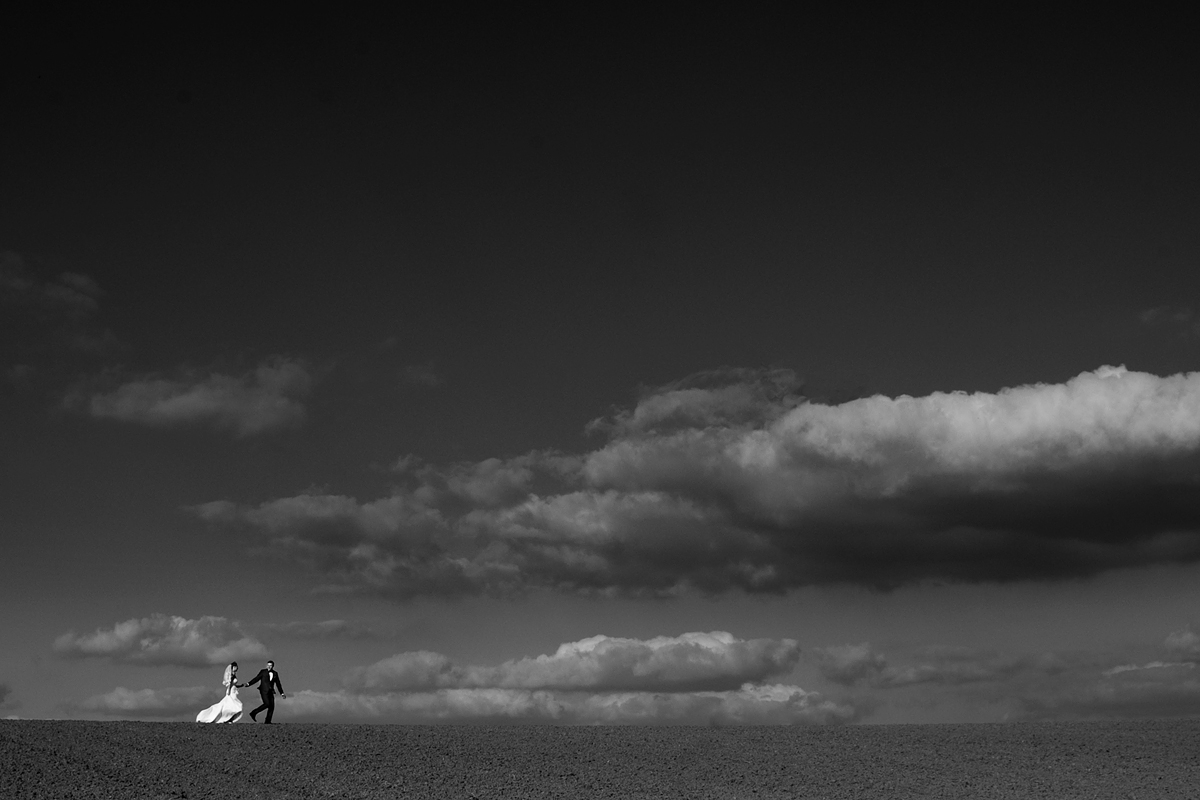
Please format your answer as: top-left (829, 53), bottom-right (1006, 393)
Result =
top-left (4, 12), bottom-right (1200, 725)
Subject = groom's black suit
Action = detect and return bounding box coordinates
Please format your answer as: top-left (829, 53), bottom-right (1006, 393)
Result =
top-left (247, 668), bottom-right (284, 723)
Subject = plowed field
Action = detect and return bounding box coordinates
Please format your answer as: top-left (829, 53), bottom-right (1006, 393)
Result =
top-left (3, 719), bottom-right (1198, 799)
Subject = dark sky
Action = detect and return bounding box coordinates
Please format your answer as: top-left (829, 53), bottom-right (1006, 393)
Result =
top-left (4, 12), bottom-right (1200, 724)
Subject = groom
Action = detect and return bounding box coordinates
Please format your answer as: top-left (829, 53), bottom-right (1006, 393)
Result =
top-left (247, 659), bottom-right (286, 723)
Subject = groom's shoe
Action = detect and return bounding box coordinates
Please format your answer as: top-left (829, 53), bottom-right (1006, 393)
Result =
top-left (250, 711), bottom-right (258, 722)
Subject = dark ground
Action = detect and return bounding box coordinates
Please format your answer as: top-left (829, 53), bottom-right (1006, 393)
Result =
top-left (2, 719), bottom-right (1198, 799)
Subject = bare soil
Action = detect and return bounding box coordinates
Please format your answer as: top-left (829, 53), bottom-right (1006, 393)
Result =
top-left (3, 719), bottom-right (1198, 799)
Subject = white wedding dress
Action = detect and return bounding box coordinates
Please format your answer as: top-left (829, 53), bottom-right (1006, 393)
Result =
top-left (196, 670), bottom-right (243, 723)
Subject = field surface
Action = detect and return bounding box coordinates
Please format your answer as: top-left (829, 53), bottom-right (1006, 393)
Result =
top-left (2, 719), bottom-right (1198, 799)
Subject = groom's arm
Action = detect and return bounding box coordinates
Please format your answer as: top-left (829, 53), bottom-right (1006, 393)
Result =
top-left (246, 672), bottom-right (262, 688)
top-left (274, 673), bottom-right (285, 695)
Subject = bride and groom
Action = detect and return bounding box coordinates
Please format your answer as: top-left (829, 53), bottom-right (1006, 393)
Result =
top-left (196, 660), bottom-right (286, 724)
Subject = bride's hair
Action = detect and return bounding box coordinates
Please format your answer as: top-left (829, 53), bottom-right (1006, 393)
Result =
top-left (223, 662), bottom-right (238, 687)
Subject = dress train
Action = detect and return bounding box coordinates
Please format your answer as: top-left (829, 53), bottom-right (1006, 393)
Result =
top-left (196, 681), bottom-right (243, 723)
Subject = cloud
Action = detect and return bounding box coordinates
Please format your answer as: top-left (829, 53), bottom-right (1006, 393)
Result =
top-left (2, 252), bottom-right (117, 369)
top-left (195, 366), bottom-right (1200, 596)
top-left (811, 643), bottom-right (890, 686)
top-left (285, 684), bottom-right (856, 725)
top-left (1015, 664), bottom-right (1200, 720)
top-left (811, 629), bottom-right (1200, 722)
top-left (1102, 661), bottom-right (1194, 676)
top-left (63, 631), bottom-right (846, 725)
top-left (254, 620), bottom-right (377, 640)
top-left (1165, 626), bottom-right (1200, 662)
top-left (813, 643), bottom-right (1066, 689)
top-left (1101, 626), bottom-right (1200, 678)
top-left (79, 358), bottom-right (312, 436)
top-left (1140, 306), bottom-right (1200, 339)
top-left (73, 686), bottom-right (215, 718)
top-left (345, 632), bottom-right (801, 693)
top-left (585, 367), bottom-right (803, 437)
top-left (41, 277), bottom-right (100, 316)
top-left (1, 252), bottom-right (102, 318)
top-left (282, 631), bottom-right (848, 725)
top-left (54, 614), bottom-right (269, 667)
top-left (65, 632), bottom-right (849, 725)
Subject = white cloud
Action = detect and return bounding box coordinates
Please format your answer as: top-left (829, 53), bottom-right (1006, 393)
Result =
top-left (1165, 626), bottom-right (1200, 662)
top-left (586, 367), bottom-right (802, 437)
top-left (54, 614), bottom-right (269, 667)
top-left (74, 686), bottom-right (215, 718)
top-left (1093, 627), bottom-right (1200, 678)
top-left (309, 632), bottom-right (839, 724)
top-left (62, 631), bottom-right (846, 725)
top-left (285, 684), bottom-right (856, 725)
top-left (82, 358), bottom-right (311, 436)
top-left (346, 632), bottom-right (801, 693)
top-left (582, 364), bottom-right (1200, 506)
top-left (1102, 661), bottom-right (1194, 676)
top-left (195, 366), bottom-right (1200, 596)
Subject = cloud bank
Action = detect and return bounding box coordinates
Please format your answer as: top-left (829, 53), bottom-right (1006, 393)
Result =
top-left (811, 627), bottom-right (1200, 722)
top-left (195, 366), bottom-right (1200, 596)
top-left (54, 614), bottom-right (269, 667)
top-left (74, 686), bottom-right (214, 718)
top-left (814, 643), bottom-right (1067, 689)
top-left (69, 628), bottom-right (1200, 723)
top-left (286, 683), bottom-right (852, 725)
top-left (69, 632), bottom-right (851, 724)
top-left (81, 358), bottom-right (311, 436)
top-left (1015, 628), bottom-right (1200, 721)
top-left (298, 632), bottom-right (848, 725)
top-left (1016, 665), bottom-right (1200, 720)
top-left (345, 631), bottom-right (800, 693)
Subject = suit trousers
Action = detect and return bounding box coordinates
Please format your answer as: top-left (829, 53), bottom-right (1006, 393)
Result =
top-left (251, 692), bottom-right (276, 722)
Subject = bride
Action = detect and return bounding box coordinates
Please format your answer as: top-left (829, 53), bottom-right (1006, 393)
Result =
top-left (196, 662), bottom-right (245, 723)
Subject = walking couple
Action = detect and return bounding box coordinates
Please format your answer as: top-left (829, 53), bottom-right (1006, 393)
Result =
top-left (196, 660), bottom-right (286, 724)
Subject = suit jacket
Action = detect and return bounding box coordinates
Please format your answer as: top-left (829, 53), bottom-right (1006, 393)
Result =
top-left (247, 668), bottom-right (283, 697)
